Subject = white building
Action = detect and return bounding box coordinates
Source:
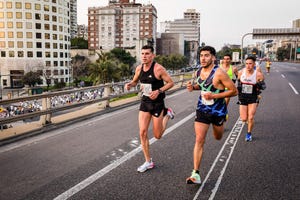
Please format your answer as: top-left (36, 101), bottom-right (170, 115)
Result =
top-left (0, 0), bottom-right (72, 88)
top-left (88, 0), bottom-right (157, 51)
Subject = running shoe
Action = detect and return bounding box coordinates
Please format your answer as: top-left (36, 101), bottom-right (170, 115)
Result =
top-left (226, 114), bottom-right (229, 121)
top-left (186, 170), bottom-right (201, 184)
top-left (245, 133), bottom-right (252, 142)
top-left (137, 159), bottom-right (154, 172)
top-left (167, 108), bottom-right (175, 119)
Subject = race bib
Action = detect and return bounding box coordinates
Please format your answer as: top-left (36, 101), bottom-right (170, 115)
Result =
top-left (201, 91), bottom-right (214, 105)
top-left (141, 83), bottom-right (152, 97)
top-left (242, 84), bottom-right (253, 94)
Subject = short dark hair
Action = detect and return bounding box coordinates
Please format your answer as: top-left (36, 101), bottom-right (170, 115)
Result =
top-left (246, 55), bottom-right (256, 62)
top-left (142, 45), bottom-right (154, 53)
top-left (223, 53), bottom-right (232, 59)
top-left (199, 46), bottom-right (216, 56)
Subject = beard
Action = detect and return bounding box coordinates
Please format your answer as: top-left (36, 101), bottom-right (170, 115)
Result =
top-left (201, 60), bottom-right (213, 68)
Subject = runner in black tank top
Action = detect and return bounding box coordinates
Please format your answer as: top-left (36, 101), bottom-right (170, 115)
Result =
top-left (125, 45), bottom-right (175, 173)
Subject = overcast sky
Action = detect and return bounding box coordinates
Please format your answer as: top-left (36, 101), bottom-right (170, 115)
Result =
top-left (77, 0), bottom-right (300, 50)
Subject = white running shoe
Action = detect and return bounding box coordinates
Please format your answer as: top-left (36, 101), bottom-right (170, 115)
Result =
top-left (137, 159), bottom-right (155, 173)
top-left (167, 108), bottom-right (175, 119)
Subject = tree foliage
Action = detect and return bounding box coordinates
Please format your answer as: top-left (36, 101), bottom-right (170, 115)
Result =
top-left (155, 54), bottom-right (189, 71)
top-left (71, 37), bottom-right (88, 49)
top-left (22, 71), bottom-right (43, 87)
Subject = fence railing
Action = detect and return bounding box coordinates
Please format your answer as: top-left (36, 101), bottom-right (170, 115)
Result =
top-left (0, 74), bottom-right (189, 128)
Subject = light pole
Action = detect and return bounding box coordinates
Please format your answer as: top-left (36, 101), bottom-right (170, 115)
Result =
top-left (241, 33), bottom-right (252, 63)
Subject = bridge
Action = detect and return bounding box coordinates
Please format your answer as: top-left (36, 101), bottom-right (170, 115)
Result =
top-left (0, 62), bottom-right (299, 199)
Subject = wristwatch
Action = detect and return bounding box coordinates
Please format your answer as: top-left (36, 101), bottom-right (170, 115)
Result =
top-left (158, 88), bottom-right (164, 94)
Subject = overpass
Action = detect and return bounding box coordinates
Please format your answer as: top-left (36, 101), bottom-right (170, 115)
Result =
top-left (241, 28), bottom-right (300, 61)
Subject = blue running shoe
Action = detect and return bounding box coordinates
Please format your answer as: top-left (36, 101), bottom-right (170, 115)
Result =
top-left (245, 133), bottom-right (252, 142)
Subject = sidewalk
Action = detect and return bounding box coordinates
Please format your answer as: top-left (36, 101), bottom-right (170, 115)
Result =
top-left (0, 96), bottom-right (140, 142)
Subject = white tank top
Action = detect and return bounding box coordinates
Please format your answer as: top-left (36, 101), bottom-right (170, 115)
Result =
top-left (241, 69), bottom-right (257, 85)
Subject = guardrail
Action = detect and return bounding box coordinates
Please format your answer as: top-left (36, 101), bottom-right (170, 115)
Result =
top-left (0, 74), bottom-right (189, 128)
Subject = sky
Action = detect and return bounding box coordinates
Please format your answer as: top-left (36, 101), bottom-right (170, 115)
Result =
top-left (77, 0), bottom-right (300, 51)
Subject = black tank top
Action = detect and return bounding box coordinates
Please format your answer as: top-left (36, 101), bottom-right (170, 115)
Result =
top-left (139, 61), bottom-right (165, 102)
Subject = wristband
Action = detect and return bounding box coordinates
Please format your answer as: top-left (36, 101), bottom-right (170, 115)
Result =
top-left (158, 88), bottom-right (164, 94)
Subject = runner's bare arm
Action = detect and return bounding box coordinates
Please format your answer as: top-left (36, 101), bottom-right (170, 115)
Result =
top-left (125, 66), bottom-right (141, 90)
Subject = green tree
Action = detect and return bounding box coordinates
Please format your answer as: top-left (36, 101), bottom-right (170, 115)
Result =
top-left (276, 47), bottom-right (290, 61)
top-left (110, 48), bottom-right (136, 68)
top-left (71, 54), bottom-right (91, 86)
top-left (71, 37), bottom-right (88, 49)
top-left (22, 71), bottom-right (43, 87)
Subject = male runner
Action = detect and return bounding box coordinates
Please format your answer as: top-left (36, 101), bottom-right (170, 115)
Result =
top-left (237, 56), bottom-right (265, 141)
top-left (125, 45), bottom-right (175, 173)
top-left (186, 46), bottom-right (238, 184)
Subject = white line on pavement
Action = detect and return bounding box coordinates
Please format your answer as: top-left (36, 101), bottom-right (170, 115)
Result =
top-left (54, 112), bottom-right (195, 200)
top-left (193, 117), bottom-right (245, 200)
top-left (288, 82), bottom-right (299, 95)
top-left (281, 74), bottom-right (285, 78)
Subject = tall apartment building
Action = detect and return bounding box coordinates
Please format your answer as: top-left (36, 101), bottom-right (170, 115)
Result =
top-left (292, 19), bottom-right (300, 28)
top-left (88, 0), bottom-right (157, 51)
top-left (0, 0), bottom-right (72, 88)
top-left (160, 9), bottom-right (200, 65)
top-left (70, 0), bottom-right (77, 39)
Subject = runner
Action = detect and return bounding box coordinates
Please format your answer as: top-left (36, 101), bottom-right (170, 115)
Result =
top-left (186, 46), bottom-right (238, 184)
top-left (220, 54), bottom-right (238, 120)
top-left (237, 56), bottom-right (265, 141)
top-left (265, 59), bottom-right (272, 74)
top-left (125, 45), bottom-right (175, 173)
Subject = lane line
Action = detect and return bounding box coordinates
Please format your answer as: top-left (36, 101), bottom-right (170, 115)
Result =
top-left (288, 82), bottom-right (299, 95)
top-left (281, 74), bottom-right (285, 78)
top-left (208, 118), bottom-right (244, 200)
top-left (54, 112), bottom-right (195, 200)
top-left (193, 117), bottom-right (245, 200)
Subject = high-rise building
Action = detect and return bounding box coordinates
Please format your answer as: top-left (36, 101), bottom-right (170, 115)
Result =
top-left (70, 0), bottom-right (78, 39)
top-left (88, 0), bottom-right (157, 51)
top-left (160, 9), bottom-right (200, 65)
top-left (0, 0), bottom-right (72, 88)
top-left (292, 19), bottom-right (300, 28)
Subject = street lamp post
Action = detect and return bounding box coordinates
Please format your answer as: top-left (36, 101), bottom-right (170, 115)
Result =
top-left (241, 33), bottom-right (252, 63)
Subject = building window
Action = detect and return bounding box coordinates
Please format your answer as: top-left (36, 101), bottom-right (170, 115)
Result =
top-left (27, 42), bottom-right (33, 48)
top-left (26, 12), bottom-right (32, 19)
top-left (16, 22), bottom-right (22, 28)
top-left (0, 12), bottom-right (3, 18)
top-left (35, 13), bottom-right (41, 20)
top-left (17, 41), bottom-right (23, 48)
top-left (1, 51), bottom-right (6, 57)
top-left (18, 51), bottom-right (24, 57)
top-left (9, 51), bottom-right (14, 57)
top-left (17, 32), bottom-right (23, 38)
top-left (26, 32), bottom-right (32, 38)
top-left (7, 12), bottom-right (13, 18)
top-left (27, 51), bottom-right (33, 57)
top-left (36, 51), bottom-right (42, 57)
top-left (6, 2), bottom-right (13, 9)
top-left (0, 32), bottom-right (4, 38)
top-left (36, 42), bottom-right (42, 48)
top-left (0, 22), bottom-right (4, 28)
top-left (8, 41), bottom-right (14, 48)
top-left (36, 23), bottom-right (41, 29)
top-left (16, 2), bottom-right (22, 9)
top-left (35, 3), bottom-right (41, 10)
top-left (25, 3), bottom-right (31, 9)
top-left (7, 31), bottom-right (14, 38)
top-left (16, 12), bottom-right (22, 19)
top-left (36, 33), bottom-right (42, 39)
top-left (26, 22), bottom-right (32, 29)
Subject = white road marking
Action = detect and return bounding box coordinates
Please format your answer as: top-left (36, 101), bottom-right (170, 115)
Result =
top-left (54, 112), bottom-right (195, 200)
top-left (281, 74), bottom-right (285, 78)
top-left (289, 82), bottom-right (299, 95)
top-left (193, 117), bottom-right (245, 200)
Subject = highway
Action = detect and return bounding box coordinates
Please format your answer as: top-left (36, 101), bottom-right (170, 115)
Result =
top-left (0, 62), bottom-right (299, 200)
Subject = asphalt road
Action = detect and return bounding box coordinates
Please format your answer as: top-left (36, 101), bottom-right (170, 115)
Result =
top-left (0, 62), bottom-right (299, 200)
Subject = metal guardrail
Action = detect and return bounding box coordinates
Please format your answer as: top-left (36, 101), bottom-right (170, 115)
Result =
top-left (0, 74), bottom-right (189, 127)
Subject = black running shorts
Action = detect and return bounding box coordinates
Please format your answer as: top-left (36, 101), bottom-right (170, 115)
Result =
top-left (139, 100), bottom-right (165, 118)
top-left (195, 110), bottom-right (226, 126)
top-left (238, 96), bottom-right (258, 105)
